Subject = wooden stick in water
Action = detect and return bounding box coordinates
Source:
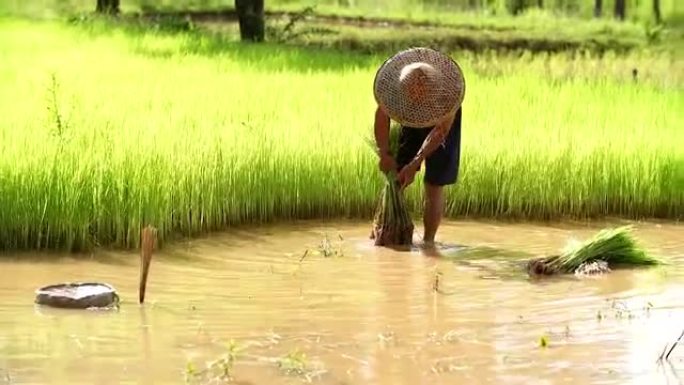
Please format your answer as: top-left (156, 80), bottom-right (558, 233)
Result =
top-left (139, 225), bottom-right (157, 304)
top-left (665, 329), bottom-right (684, 361)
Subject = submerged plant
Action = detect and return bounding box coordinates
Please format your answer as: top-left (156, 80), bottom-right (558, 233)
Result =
top-left (277, 348), bottom-right (308, 375)
top-left (317, 233), bottom-right (344, 257)
top-left (184, 340), bottom-right (243, 384)
top-left (276, 348), bottom-right (327, 382)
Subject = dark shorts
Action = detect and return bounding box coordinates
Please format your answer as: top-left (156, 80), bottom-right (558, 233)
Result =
top-left (396, 107), bottom-right (462, 186)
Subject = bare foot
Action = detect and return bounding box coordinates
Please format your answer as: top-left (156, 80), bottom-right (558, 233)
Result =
top-left (418, 240), bottom-right (437, 251)
top-left (418, 241), bottom-right (444, 258)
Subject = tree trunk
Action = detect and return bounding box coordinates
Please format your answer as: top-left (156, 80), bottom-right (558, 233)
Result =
top-left (235, 0), bottom-right (265, 42)
top-left (594, 0), bottom-right (602, 17)
top-left (96, 0), bottom-right (120, 15)
top-left (537, 0), bottom-right (543, 8)
top-left (653, 0), bottom-right (661, 24)
top-left (509, 0), bottom-right (525, 15)
top-left (614, 0), bottom-right (625, 20)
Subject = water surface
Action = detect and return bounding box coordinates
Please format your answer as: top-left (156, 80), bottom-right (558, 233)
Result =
top-left (1, 219), bottom-right (683, 385)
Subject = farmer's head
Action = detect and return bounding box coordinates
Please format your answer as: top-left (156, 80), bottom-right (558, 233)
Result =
top-left (398, 62), bottom-right (441, 104)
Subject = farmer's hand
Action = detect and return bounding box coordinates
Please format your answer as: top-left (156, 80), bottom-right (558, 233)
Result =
top-left (378, 152), bottom-right (397, 174)
top-left (398, 160), bottom-right (420, 190)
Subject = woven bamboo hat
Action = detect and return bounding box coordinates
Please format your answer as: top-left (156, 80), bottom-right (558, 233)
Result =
top-left (373, 47), bottom-right (465, 128)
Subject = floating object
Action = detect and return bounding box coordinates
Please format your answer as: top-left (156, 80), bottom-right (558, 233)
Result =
top-left (34, 282), bottom-right (119, 309)
top-left (527, 225), bottom-right (663, 277)
top-left (33, 225), bottom-right (157, 309)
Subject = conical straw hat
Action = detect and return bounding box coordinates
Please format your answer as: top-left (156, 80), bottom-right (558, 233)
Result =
top-left (373, 47), bottom-right (465, 128)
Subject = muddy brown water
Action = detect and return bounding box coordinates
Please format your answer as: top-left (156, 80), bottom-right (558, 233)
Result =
top-left (1, 219), bottom-right (683, 385)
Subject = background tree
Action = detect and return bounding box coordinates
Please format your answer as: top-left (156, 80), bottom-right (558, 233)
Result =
top-left (508, 0), bottom-right (526, 15)
top-left (594, 0), bottom-right (602, 17)
top-left (235, 0), bottom-right (265, 42)
top-left (614, 0), bottom-right (626, 20)
top-left (96, 0), bottom-right (120, 15)
top-left (653, 0), bottom-right (661, 24)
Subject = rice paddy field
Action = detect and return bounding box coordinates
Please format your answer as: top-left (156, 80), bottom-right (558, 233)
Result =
top-left (0, 12), bottom-right (682, 252)
top-left (1, 2), bottom-right (684, 384)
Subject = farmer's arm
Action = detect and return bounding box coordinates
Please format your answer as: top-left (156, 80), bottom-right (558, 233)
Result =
top-left (410, 110), bottom-right (456, 166)
top-left (373, 106), bottom-right (391, 156)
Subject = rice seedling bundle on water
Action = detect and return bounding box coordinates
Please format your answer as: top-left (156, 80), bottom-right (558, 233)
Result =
top-left (527, 225), bottom-right (664, 276)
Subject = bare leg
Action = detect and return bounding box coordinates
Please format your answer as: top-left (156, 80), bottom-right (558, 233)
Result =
top-left (423, 182), bottom-right (444, 245)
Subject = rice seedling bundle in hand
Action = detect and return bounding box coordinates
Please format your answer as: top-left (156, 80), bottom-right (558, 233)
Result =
top-left (370, 170), bottom-right (415, 246)
top-left (527, 226), bottom-right (663, 276)
top-left (366, 125), bottom-right (415, 247)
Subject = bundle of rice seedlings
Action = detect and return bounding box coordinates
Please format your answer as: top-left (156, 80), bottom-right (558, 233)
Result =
top-left (370, 170), bottom-right (415, 246)
top-left (365, 124), bottom-right (415, 246)
top-left (527, 225), bottom-right (664, 276)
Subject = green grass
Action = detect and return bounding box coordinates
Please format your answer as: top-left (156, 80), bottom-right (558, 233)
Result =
top-left (0, 18), bottom-right (682, 251)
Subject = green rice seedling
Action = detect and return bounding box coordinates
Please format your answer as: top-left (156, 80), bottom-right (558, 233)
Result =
top-left (0, 19), bottom-right (681, 252)
top-left (184, 340), bottom-right (243, 384)
top-left (277, 348), bottom-right (308, 376)
top-left (554, 226), bottom-right (663, 270)
top-left (528, 226), bottom-right (665, 276)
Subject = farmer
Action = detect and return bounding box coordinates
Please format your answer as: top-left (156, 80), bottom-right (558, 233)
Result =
top-left (372, 47), bottom-right (465, 247)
